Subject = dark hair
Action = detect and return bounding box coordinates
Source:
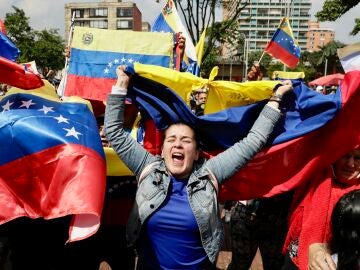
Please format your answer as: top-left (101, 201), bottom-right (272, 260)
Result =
top-left (163, 122), bottom-right (201, 150)
top-left (330, 189), bottom-right (360, 270)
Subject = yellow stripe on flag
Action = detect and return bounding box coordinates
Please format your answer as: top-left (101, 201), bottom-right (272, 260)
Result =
top-left (71, 27), bottom-right (174, 56)
top-left (280, 17), bottom-right (298, 45)
top-left (134, 63), bottom-right (278, 114)
top-left (195, 29), bottom-right (206, 67)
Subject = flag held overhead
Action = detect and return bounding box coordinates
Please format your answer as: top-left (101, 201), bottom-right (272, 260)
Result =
top-left (264, 17), bottom-right (301, 68)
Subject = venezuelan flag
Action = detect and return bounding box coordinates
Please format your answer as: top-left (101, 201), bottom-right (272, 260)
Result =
top-left (64, 27), bottom-right (174, 101)
top-left (134, 62), bottom-right (279, 114)
top-left (265, 17), bottom-right (301, 68)
top-left (0, 85), bottom-right (106, 242)
top-left (152, 0), bottom-right (197, 63)
top-left (124, 68), bottom-right (360, 200)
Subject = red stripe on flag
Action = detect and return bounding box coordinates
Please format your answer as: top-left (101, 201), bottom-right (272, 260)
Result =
top-left (65, 74), bottom-right (115, 101)
top-left (0, 144), bottom-right (106, 224)
top-left (265, 41), bottom-right (299, 68)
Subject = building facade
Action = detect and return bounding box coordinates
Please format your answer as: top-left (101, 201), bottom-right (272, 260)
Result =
top-left (223, 0), bottom-right (311, 52)
top-left (64, 0), bottom-right (142, 41)
top-left (306, 21), bottom-right (335, 52)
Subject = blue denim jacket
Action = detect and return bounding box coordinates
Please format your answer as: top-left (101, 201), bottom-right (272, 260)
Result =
top-left (104, 94), bottom-right (281, 263)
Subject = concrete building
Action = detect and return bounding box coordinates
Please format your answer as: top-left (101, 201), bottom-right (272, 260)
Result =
top-left (223, 0), bottom-right (311, 52)
top-left (306, 21), bottom-right (335, 52)
top-left (142, 22), bottom-right (151, 32)
top-left (64, 0), bottom-right (142, 41)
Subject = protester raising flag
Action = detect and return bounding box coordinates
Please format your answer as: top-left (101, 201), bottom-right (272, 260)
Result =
top-left (120, 65), bottom-right (360, 200)
top-left (337, 41), bottom-right (360, 73)
top-left (263, 17), bottom-right (301, 68)
top-left (152, 0), bottom-right (200, 75)
top-left (0, 86), bottom-right (106, 242)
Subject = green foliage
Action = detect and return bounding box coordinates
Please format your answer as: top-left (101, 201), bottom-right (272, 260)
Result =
top-left (316, 0), bottom-right (360, 37)
top-left (200, 47), bottom-right (219, 78)
top-left (4, 6), bottom-right (65, 71)
top-left (5, 6), bottom-right (35, 63)
top-left (351, 18), bottom-right (360, 35)
top-left (33, 29), bottom-right (65, 71)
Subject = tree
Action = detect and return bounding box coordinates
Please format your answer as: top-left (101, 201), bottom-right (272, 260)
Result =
top-left (32, 29), bottom-right (65, 71)
top-left (4, 6), bottom-right (65, 72)
top-left (316, 0), bottom-right (360, 37)
top-left (171, 0), bottom-right (249, 62)
top-left (317, 41), bottom-right (345, 74)
top-left (5, 6), bottom-right (35, 63)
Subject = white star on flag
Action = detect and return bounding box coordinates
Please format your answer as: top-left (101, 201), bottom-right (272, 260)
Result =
top-left (128, 58), bottom-right (134, 63)
top-left (38, 105), bottom-right (54, 114)
top-left (19, 99), bottom-right (36, 109)
top-left (63, 127), bottom-right (82, 140)
top-left (114, 59), bottom-right (119, 64)
top-left (121, 57), bottom-right (126, 62)
top-left (104, 68), bottom-right (110, 74)
top-left (2, 100), bottom-right (14, 112)
top-left (108, 62), bottom-right (113, 68)
top-left (54, 114), bottom-right (69, 124)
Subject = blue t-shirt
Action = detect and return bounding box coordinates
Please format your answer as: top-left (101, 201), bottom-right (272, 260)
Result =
top-left (141, 176), bottom-right (208, 269)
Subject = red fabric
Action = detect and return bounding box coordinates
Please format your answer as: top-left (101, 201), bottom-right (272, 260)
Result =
top-left (309, 73), bottom-right (344, 87)
top-left (65, 74), bottom-right (114, 101)
top-left (265, 40), bottom-right (299, 68)
top-left (283, 168), bottom-right (360, 269)
top-left (215, 71), bottom-right (360, 201)
top-left (143, 119), bottom-right (164, 155)
top-left (0, 56), bottom-right (44, 89)
top-left (0, 19), bottom-right (6, 35)
top-left (0, 144), bottom-right (106, 241)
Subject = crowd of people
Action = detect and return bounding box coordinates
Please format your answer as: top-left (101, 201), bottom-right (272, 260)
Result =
top-left (1, 31), bottom-right (359, 270)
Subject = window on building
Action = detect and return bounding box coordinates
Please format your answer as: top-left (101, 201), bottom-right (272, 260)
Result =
top-left (74, 21), bottom-right (89, 27)
top-left (117, 20), bottom-right (133, 29)
top-left (89, 8), bottom-right (108, 17)
top-left (90, 20), bottom-right (108, 29)
top-left (72, 9), bottom-right (84, 18)
top-left (117, 7), bottom-right (133, 17)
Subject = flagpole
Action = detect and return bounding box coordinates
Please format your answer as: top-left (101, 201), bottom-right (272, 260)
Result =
top-left (57, 12), bottom-right (75, 96)
top-left (258, 51), bottom-right (266, 65)
top-left (64, 12), bottom-right (76, 72)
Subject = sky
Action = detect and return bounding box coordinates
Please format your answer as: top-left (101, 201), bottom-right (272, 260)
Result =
top-left (0, 0), bottom-right (359, 45)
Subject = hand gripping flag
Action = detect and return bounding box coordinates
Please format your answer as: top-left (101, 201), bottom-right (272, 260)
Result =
top-left (0, 85), bottom-right (106, 242)
top-left (124, 67), bottom-right (360, 200)
top-left (64, 27), bottom-right (174, 102)
top-left (264, 17), bottom-right (301, 68)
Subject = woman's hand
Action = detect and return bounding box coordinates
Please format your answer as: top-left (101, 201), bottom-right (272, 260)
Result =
top-left (308, 243), bottom-right (336, 270)
top-left (115, 65), bottom-right (131, 90)
top-left (274, 80), bottom-right (293, 96)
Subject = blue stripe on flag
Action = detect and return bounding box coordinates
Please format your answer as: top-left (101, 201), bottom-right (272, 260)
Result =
top-left (273, 29), bottom-right (301, 58)
top-left (68, 48), bottom-right (172, 78)
top-left (151, 14), bottom-right (174, 33)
